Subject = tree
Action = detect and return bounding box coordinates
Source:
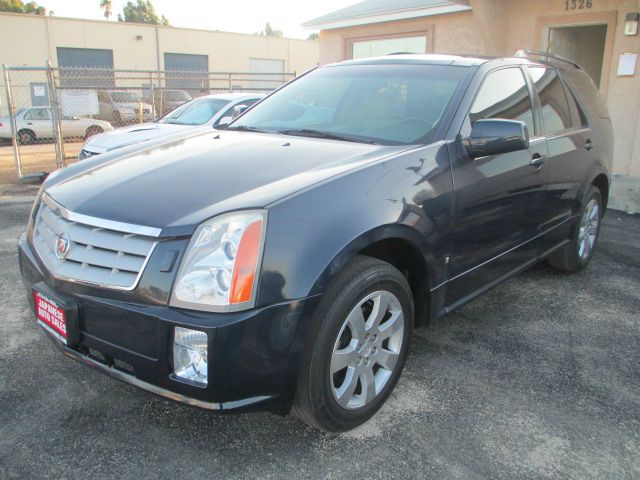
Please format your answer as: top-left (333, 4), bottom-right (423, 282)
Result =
top-left (258, 22), bottom-right (283, 37)
top-left (307, 32), bottom-right (319, 41)
top-left (118, 0), bottom-right (169, 25)
top-left (23, 0), bottom-right (44, 14)
top-left (99, 0), bottom-right (112, 21)
top-left (0, 0), bottom-right (47, 15)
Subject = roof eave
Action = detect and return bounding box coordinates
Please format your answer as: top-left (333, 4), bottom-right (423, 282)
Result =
top-left (302, 4), bottom-right (472, 31)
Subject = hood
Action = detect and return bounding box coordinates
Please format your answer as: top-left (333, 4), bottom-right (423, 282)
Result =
top-left (85, 122), bottom-right (195, 151)
top-left (46, 131), bottom-right (410, 236)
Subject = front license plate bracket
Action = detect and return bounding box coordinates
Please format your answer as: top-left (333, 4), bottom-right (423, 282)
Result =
top-left (33, 282), bottom-right (80, 347)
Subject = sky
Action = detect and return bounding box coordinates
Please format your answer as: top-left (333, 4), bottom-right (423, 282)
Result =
top-left (39, 0), bottom-right (356, 39)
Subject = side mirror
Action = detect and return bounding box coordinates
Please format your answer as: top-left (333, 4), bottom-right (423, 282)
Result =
top-left (232, 104), bottom-right (248, 119)
top-left (217, 116), bottom-right (233, 128)
top-left (464, 119), bottom-right (529, 158)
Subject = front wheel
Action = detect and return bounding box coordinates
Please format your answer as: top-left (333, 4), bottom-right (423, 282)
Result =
top-left (547, 185), bottom-right (602, 272)
top-left (293, 255), bottom-right (413, 432)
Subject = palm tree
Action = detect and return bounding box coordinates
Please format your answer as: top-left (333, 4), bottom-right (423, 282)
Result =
top-left (99, 0), bottom-right (112, 20)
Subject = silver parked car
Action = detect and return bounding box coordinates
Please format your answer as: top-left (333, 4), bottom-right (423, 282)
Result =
top-left (0, 107), bottom-right (113, 145)
top-left (79, 93), bottom-right (263, 159)
top-left (144, 89), bottom-right (192, 117)
top-left (97, 90), bottom-right (155, 125)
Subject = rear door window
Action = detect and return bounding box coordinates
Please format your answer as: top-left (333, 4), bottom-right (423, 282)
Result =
top-left (528, 67), bottom-right (572, 134)
top-left (468, 67), bottom-right (535, 136)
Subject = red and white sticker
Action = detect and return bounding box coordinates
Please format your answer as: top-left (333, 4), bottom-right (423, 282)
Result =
top-left (34, 291), bottom-right (67, 344)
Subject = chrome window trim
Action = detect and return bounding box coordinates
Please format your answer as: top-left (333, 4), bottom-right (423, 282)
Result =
top-left (544, 126), bottom-right (591, 141)
top-left (42, 193), bottom-right (162, 238)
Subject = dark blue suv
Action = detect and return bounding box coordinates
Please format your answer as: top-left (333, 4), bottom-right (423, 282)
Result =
top-left (19, 52), bottom-right (612, 431)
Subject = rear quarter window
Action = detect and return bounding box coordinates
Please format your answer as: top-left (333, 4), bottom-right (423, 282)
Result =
top-left (560, 68), bottom-right (610, 120)
top-left (561, 78), bottom-right (589, 128)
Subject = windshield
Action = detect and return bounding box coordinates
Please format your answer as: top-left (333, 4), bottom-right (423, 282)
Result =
top-left (230, 64), bottom-right (469, 145)
top-left (165, 90), bottom-right (192, 102)
top-left (110, 92), bottom-right (139, 103)
top-left (158, 98), bottom-right (229, 125)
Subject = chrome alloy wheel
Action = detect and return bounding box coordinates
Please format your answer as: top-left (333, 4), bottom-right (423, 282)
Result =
top-left (330, 290), bottom-right (405, 410)
top-left (578, 198), bottom-right (600, 260)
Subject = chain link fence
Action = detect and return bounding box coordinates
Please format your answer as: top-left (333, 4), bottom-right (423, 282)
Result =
top-left (1, 64), bottom-right (295, 183)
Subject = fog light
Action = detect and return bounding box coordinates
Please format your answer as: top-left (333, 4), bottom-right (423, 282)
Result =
top-left (173, 327), bottom-right (208, 386)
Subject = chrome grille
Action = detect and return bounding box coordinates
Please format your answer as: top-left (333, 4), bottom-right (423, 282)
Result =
top-left (32, 195), bottom-right (159, 289)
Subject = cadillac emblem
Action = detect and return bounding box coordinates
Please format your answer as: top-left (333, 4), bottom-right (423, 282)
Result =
top-left (55, 233), bottom-right (70, 260)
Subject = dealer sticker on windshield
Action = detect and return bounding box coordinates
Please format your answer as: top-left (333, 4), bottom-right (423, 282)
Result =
top-left (34, 291), bottom-right (67, 344)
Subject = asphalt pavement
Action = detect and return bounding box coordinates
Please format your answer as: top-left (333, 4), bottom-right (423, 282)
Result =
top-left (0, 196), bottom-right (638, 479)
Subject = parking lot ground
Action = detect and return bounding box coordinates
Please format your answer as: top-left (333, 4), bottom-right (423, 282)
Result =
top-left (0, 142), bottom-right (80, 184)
top-left (0, 196), bottom-right (638, 480)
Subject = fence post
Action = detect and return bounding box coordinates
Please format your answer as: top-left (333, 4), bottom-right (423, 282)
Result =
top-left (3, 65), bottom-right (22, 182)
top-left (46, 61), bottom-right (65, 169)
top-left (149, 71), bottom-right (156, 120)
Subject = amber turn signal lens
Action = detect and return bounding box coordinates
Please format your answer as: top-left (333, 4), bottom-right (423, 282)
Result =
top-left (229, 219), bottom-right (263, 304)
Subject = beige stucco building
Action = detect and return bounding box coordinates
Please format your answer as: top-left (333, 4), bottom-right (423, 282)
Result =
top-left (305, 0), bottom-right (640, 211)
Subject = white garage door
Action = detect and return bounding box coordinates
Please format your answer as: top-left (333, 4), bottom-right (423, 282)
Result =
top-left (249, 58), bottom-right (285, 91)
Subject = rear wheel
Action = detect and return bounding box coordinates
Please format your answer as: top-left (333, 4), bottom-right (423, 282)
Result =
top-left (85, 125), bottom-right (104, 139)
top-left (17, 129), bottom-right (35, 145)
top-left (547, 185), bottom-right (602, 272)
top-left (293, 255), bottom-right (413, 432)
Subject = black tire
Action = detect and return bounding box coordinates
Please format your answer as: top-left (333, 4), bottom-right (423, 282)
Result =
top-left (85, 126), bottom-right (104, 139)
top-left (293, 255), bottom-right (414, 432)
top-left (17, 129), bottom-right (35, 145)
top-left (547, 185), bottom-right (602, 272)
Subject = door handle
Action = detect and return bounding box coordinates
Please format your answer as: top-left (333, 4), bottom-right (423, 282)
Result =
top-left (585, 139), bottom-right (594, 151)
top-left (529, 153), bottom-right (547, 168)
top-left (27, 122), bottom-right (33, 125)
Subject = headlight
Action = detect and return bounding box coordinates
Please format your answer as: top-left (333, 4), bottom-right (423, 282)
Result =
top-left (170, 210), bottom-right (266, 312)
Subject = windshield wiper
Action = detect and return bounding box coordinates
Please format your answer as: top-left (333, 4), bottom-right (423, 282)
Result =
top-left (277, 129), bottom-right (378, 145)
top-left (223, 125), bottom-right (269, 133)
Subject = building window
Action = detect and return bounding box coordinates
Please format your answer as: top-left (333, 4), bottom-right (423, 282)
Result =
top-left (351, 35), bottom-right (428, 59)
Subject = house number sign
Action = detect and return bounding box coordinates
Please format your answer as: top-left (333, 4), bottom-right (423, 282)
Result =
top-left (565, 0), bottom-right (593, 10)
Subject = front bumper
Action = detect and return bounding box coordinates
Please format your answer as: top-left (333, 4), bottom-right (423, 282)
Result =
top-left (18, 234), bottom-right (319, 412)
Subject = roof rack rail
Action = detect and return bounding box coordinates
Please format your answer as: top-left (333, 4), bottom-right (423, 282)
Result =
top-left (514, 49), bottom-right (582, 70)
